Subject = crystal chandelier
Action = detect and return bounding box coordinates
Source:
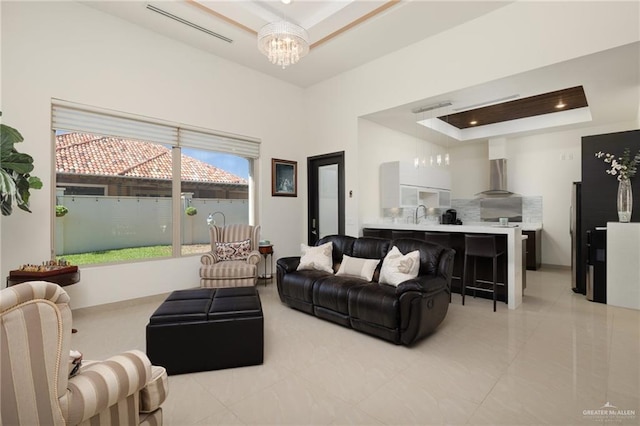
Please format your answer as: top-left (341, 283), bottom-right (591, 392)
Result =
top-left (257, 21), bottom-right (309, 69)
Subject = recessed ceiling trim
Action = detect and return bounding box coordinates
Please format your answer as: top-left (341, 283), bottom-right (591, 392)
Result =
top-left (185, 0), bottom-right (258, 36)
top-left (310, 0), bottom-right (400, 49)
top-left (147, 4), bottom-right (234, 42)
top-left (185, 0), bottom-right (400, 51)
top-left (440, 86), bottom-right (588, 129)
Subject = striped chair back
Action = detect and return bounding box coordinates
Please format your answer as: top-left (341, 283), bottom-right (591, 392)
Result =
top-left (1, 281), bottom-right (72, 425)
top-left (209, 224), bottom-right (260, 251)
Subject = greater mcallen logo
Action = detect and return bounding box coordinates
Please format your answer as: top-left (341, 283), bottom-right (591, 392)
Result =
top-left (583, 402), bottom-right (636, 422)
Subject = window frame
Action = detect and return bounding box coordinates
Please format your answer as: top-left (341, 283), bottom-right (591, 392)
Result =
top-left (51, 100), bottom-right (260, 264)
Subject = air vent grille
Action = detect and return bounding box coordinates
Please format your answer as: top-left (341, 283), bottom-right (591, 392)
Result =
top-left (146, 4), bottom-right (233, 44)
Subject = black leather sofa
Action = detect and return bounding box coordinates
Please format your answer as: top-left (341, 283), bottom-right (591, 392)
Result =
top-left (276, 235), bottom-right (455, 346)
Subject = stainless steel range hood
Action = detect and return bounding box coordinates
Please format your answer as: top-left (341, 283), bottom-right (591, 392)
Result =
top-left (475, 158), bottom-right (518, 198)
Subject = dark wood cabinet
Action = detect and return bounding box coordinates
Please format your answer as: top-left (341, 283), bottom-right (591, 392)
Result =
top-left (523, 230), bottom-right (541, 270)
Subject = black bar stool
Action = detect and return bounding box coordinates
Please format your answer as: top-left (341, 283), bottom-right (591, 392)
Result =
top-left (462, 234), bottom-right (505, 312)
top-left (391, 230), bottom-right (415, 240)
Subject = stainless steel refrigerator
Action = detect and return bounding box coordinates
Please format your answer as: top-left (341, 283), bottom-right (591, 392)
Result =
top-left (570, 182), bottom-right (585, 294)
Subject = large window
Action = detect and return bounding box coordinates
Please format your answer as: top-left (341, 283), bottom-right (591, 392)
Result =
top-left (52, 102), bottom-right (258, 265)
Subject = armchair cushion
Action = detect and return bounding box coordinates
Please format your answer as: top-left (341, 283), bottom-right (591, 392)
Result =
top-left (215, 239), bottom-right (252, 260)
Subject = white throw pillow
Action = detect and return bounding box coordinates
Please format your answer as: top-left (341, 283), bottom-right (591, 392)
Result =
top-left (379, 246), bottom-right (420, 286)
top-left (336, 254), bottom-right (380, 282)
top-left (297, 242), bottom-right (333, 273)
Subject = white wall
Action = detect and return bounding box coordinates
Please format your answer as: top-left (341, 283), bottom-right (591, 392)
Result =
top-left (358, 118), bottom-right (448, 225)
top-left (307, 1), bottom-right (639, 258)
top-left (0, 1), bottom-right (306, 307)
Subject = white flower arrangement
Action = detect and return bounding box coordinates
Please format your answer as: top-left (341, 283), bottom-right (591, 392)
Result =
top-left (595, 148), bottom-right (640, 181)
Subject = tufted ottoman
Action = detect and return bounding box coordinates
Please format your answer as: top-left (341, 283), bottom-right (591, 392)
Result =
top-left (146, 287), bottom-right (263, 375)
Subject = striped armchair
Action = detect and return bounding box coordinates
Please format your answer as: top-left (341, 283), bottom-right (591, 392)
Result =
top-left (0, 281), bottom-right (168, 426)
top-left (200, 224), bottom-right (261, 288)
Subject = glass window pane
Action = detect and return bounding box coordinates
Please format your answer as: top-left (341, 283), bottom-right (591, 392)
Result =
top-left (180, 148), bottom-right (250, 256)
top-left (318, 164), bottom-right (339, 238)
top-left (54, 131), bottom-right (172, 265)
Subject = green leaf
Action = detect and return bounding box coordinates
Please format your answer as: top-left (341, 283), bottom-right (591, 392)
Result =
top-left (0, 123), bottom-right (24, 149)
top-left (1, 151), bottom-right (35, 174)
top-left (0, 123), bottom-right (39, 215)
top-left (28, 176), bottom-right (43, 189)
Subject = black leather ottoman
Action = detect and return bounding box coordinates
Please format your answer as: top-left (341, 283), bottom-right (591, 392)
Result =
top-left (146, 287), bottom-right (263, 375)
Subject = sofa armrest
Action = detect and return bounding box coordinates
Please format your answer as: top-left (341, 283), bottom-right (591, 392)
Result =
top-left (276, 256), bottom-right (301, 273)
top-left (140, 365), bottom-right (168, 413)
top-left (201, 252), bottom-right (219, 265)
top-left (396, 275), bottom-right (448, 297)
top-left (247, 250), bottom-right (261, 265)
top-left (66, 350), bottom-right (151, 425)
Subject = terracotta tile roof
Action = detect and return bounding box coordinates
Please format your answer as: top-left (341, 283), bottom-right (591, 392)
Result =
top-left (55, 133), bottom-right (247, 185)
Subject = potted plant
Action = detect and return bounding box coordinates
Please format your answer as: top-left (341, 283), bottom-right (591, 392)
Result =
top-left (56, 205), bottom-right (69, 217)
top-left (0, 118), bottom-right (43, 216)
top-left (185, 206), bottom-right (197, 216)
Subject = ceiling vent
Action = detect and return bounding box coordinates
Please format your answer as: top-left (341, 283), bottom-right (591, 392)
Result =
top-left (146, 4), bottom-right (233, 44)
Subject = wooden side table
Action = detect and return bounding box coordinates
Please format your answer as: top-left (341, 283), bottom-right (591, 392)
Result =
top-left (258, 245), bottom-right (273, 286)
top-left (6, 268), bottom-right (80, 288)
top-left (6, 267), bottom-right (81, 333)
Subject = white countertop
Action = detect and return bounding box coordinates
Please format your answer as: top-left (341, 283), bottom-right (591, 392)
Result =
top-left (363, 223), bottom-right (532, 234)
top-left (363, 221), bottom-right (542, 232)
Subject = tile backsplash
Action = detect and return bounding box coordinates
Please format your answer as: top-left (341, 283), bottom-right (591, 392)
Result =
top-left (452, 196), bottom-right (543, 224)
top-left (381, 196), bottom-right (543, 224)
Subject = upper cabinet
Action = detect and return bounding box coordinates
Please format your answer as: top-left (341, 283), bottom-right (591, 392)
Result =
top-left (380, 161), bottom-right (452, 208)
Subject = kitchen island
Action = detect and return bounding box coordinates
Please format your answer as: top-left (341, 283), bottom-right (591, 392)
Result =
top-left (362, 223), bottom-right (524, 309)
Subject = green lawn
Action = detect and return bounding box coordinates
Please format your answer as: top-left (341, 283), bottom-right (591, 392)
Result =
top-left (57, 245), bottom-right (172, 265)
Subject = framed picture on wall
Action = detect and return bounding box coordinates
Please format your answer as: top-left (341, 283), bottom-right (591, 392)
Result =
top-left (272, 158), bottom-right (297, 197)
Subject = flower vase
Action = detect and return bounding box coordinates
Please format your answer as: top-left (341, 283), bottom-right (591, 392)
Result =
top-left (617, 178), bottom-right (632, 222)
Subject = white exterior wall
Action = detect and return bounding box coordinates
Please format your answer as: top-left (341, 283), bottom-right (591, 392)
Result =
top-left (1, 1), bottom-right (306, 308)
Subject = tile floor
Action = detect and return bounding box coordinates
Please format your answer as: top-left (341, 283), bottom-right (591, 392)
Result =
top-left (71, 268), bottom-right (639, 425)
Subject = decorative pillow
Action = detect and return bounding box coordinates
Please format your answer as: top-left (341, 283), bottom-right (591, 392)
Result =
top-left (69, 349), bottom-right (82, 378)
top-left (297, 242), bottom-right (333, 273)
top-left (336, 254), bottom-right (380, 282)
top-left (215, 239), bottom-right (252, 261)
top-left (379, 246), bottom-right (420, 286)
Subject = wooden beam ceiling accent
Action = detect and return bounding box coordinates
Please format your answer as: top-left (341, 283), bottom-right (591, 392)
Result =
top-left (439, 86), bottom-right (588, 129)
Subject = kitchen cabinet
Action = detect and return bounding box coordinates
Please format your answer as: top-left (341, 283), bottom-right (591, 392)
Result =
top-left (400, 186), bottom-right (419, 207)
top-left (380, 161), bottom-right (451, 208)
top-left (523, 230), bottom-right (541, 270)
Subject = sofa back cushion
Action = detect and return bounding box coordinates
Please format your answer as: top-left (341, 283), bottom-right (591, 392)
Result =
top-left (317, 235), bottom-right (356, 269)
top-left (352, 237), bottom-right (391, 260)
top-left (392, 238), bottom-right (445, 276)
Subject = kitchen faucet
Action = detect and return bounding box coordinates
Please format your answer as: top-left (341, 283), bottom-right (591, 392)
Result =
top-left (415, 204), bottom-right (428, 224)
